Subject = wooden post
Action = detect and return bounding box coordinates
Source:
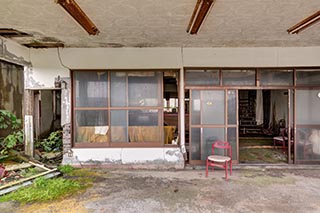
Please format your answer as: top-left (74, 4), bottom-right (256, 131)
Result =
top-left (24, 89), bottom-right (34, 157)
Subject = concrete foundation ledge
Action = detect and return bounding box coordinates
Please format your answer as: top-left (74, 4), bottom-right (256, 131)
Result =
top-left (62, 147), bottom-right (185, 170)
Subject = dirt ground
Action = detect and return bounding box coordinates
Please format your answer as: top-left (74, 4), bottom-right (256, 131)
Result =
top-left (1, 167), bottom-right (320, 213)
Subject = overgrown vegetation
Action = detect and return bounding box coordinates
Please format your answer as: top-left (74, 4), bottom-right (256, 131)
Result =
top-left (0, 110), bottom-right (23, 161)
top-left (58, 164), bottom-right (74, 174)
top-left (0, 166), bottom-right (98, 203)
top-left (0, 176), bottom-right (82, 203)
top-left (0, 111), bottom-right (96, 203)
top-left (35, 130), bottom-right (63, 152)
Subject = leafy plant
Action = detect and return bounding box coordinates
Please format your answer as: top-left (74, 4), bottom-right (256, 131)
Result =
top-left (58, 164), bottom-right (74, 174)
top-left (36, 130), bottom-right (63, 152)
top-left (0, 110), bottom-right (21, 130)
top-left (0, 110), bottom-right (23, 157)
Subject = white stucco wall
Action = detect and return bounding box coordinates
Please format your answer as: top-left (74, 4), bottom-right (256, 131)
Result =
top-left (183, 47), bottom-right (320, 67)
top-left (28, 47), bottom-right (183, 89)
top-left (63, 147), bottom-right (184, 169)
top-left (0, 37), bottom-right (30, 66)
top-left (27, 46), bottom-right (320, 89)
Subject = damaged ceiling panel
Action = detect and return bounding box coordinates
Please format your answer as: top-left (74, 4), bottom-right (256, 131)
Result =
top-left (0, 28), bottom-right (64, 48)
top-left (0, 28), bottom-right (31, 37)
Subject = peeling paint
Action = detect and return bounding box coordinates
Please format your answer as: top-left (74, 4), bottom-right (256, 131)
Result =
top-left (165, 149), bottom-right (181, 157)
top-left (0, 37), bottom-right (30, 66)
top-left (61, 78), bottom-right (71, 126)
top-left (24, 66), bottom-right (45, 88)
top-left (63, 148), bottom-right (185, 169)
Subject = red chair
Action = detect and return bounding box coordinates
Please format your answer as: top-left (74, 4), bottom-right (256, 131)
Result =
top-left (273, 128), bottom-right (294, 152)
top-left (206, 141), bottom-right (232, 180)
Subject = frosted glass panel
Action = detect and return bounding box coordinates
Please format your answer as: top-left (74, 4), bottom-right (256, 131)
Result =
top-left (74, 72), bottom-right (108, 107)
top-left (228, 127), bottom-right (237, 160)
top-left (222, 70), bottom-right (255, 86)
top-left (191, 90), bottom-right (201, 125)
top-left (201, 90), bottom-right (225, 125)
top-left (296, 70), bottom-right (320, 86)
top-left (296, 128), bottom-right (320, 161)
top-left (191, 128), bottom-right (201, 160)
top-left (260, 70), bottom-right (293, 86)
top-left (228, 90), bottom-right (236, 125)
top-left (202, 128), bottom-right (225, 160)
top-left (185, 70), bottom-right (219, 86)
top-left (296, 90), bottom-right (320, 125)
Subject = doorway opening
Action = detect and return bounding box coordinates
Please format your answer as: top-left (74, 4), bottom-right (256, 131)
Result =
top-left (163, 72), bottom-right (179, 145)
top-left (239, 89), bottom-right (290, 164)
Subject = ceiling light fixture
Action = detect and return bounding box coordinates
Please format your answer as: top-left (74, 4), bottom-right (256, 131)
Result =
top-left (56, 0), bottom-right (99, 35)
top-left (187, 0), bottom-right (215, 34)
top-left (287, 10), bottom-right (320, 34)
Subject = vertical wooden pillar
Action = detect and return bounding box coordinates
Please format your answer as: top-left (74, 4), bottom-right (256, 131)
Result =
top-left (179, 68), bottom-right (186, 156)
top-left (24, 89), bottom-right (34, 156)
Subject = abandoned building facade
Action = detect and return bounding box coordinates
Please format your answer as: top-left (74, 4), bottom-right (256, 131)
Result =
top-left (1, 1), bottom-right (320, 169)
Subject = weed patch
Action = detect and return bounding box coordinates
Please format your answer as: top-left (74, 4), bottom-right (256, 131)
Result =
top-left (0, 168), bottom-right (97, 203)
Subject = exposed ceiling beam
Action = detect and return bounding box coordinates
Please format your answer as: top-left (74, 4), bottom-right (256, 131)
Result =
top-left (187, 0), bottom-right (215, 34)
top-left (287, 10), bottom-right (320, 34)
top-left (56, 0), bottom-right (99, 35)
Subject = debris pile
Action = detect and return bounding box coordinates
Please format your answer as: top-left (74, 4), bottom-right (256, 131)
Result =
top-left (0, 161), bottom-right (59, 196)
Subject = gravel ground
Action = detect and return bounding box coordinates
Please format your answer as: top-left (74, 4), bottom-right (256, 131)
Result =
top-left (1, 167), bottom-right (320, 213)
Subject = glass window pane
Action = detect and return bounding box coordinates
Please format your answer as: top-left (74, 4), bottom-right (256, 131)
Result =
top-left (222, 70), bottom-right (255, 86)
top-left (128, 72), bottom-right (160, 107)
top-left (74, 110), bottom-right (109, 143)
top-left (74, 71), bottom-right (108, 107)
top-left (296, 70), bottom-right (320, 86)
top-left (185, 70), bottom-right (219, 86)
top-left (110, 72), bottom-right (126, 107)
top-left (260, 69), bottom-right (293, 86)
top-left (191, 90), bottom-right (201, 125)
top-left (129, 110), bottom-right (158, 126)
top-left (228, 127), bottom-right (237, 160)
top-left (191, 128), bottom-right (201, 160)
top-left (296, 90), bottom-right (320, 125)
top-left (202, 128), bottom-right (225, 160)
top-left (228, 90), bottom-right (236, 125)
top-left (128, 110), bottom-right (161, 142)
top-left (296, 128), bottom-right (320, 161)
top-left (202, 90), bottom-right (225, 125)
top-left (111, 110), bottom-right (128, 142)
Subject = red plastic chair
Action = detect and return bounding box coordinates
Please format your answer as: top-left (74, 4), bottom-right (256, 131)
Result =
top-left (206, 141), bottom-right (232, 180)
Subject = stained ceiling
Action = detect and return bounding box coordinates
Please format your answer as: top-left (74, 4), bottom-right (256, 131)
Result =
top-left (0, 0), bottom-right (319, 48)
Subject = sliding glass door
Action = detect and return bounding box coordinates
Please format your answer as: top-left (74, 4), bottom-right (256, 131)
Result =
top-left (189, 89), bottom-right (237, 164)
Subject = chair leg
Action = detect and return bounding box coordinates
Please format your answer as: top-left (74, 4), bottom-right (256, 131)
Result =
top-left (225, 162), bottom-right (228, 180)
top-left (229, 160), bottom-right (232, 176)
top-left (205, 160), bottom-right (208, 177)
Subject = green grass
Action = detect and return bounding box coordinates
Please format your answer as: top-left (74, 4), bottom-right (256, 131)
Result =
top-left (0, 166), bottom-right (98, 203)
top-left (0, 177), bottom-right (83, 203)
